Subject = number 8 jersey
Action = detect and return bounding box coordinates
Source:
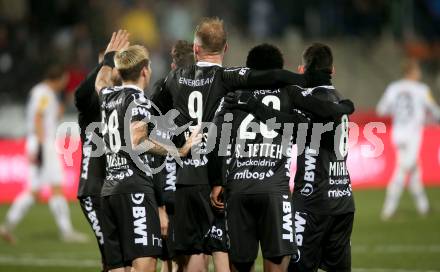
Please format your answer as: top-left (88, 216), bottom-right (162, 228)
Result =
top-left (293, 85), bottom-right (355, 215)
top-left (99, 85), bottom-right (155, 196)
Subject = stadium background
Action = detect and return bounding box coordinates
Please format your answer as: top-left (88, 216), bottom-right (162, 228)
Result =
top-left (0, 0), bottom-right (439, 271)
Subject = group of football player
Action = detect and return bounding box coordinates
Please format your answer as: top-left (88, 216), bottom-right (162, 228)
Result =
top-left (75, 16), bottom-right (356, 272)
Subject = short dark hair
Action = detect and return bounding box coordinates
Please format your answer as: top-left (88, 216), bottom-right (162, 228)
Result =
top-left (44, 63), bottom-right (66, 80)
top-left (171, 40), bottom-right (194, 68)
top-left (246, 43), bottom-right (284, 70)
top-left (302, 43), bottom-right (333, 73)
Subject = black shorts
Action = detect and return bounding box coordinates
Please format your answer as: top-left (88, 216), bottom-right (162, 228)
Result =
top-left (289, 211), bottom-right (354, 272)
top-left (204, 210), bottom-right (228, 254)
top-left (101, 193), bottom-right (162, 269)
top-left (174, 184), bottom-right (227, 255)
top-left (161, 213), bottom-right (175, 261)
top-left (226, 193), bottom-right (296, 263)
top-left (79, 196), bottom-right (106, 266)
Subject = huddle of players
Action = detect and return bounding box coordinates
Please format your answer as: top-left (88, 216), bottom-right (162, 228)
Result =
top-left (75, 17), bottom-right (355, 272)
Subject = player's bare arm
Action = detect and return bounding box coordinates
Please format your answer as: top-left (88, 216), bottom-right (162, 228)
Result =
top-left (130, 121), bottom-right (202, 157)
top-left (95, 30), bottom-right (130, 92)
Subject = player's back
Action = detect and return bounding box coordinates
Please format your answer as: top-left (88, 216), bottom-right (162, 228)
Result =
top-left (224, 87), bottom-right (297, 195)
top-left (99, 85), bottom-right (154, 196)
top-left (161, 63), bottom-right (228, 185)
top-left (379, 79), bottom-right (430, 130)
top-left (293, 85), bottom-right (354, 215)
top-left (26, 82), bottom-right (59, 142)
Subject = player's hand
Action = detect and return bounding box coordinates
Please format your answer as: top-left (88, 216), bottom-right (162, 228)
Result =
top-left (223, 91), bottom-right (258, 113)
top-left (104, 29), bottom-right (130, 54)
top-left (210, 186), bottom-right (224, 210)
top-left (158, 206), bottom-right (169, 238)
top-left (178, 126), bottom-right (203, 157)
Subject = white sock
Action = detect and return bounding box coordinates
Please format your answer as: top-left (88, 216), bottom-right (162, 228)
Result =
top-left (5, 191), bottom-right (35, 230)
top-left (382, 166), bottom-right (406, 218)
top-left (49, 195), bottom-right (73, 235)
top-left (409, 168), bottom-right (429, 215)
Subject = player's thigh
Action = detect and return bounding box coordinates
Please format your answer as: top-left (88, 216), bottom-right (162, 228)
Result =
top-left (320, 212), bottom-right (354, 272)
top-left (111, 193), bottom-right (162, 264)
top-left (226, 194), bottom-right (259, 264)
top-left (289, 211), bottom-right (329, 272)
top-left (132, 256), bottom-right (157, 272)
top-left (263, 255), bottom-right (290, 272)
top-left (41, 146), bottom-right (64, 186)
top-left (258, 193), bottom-right (296, 260)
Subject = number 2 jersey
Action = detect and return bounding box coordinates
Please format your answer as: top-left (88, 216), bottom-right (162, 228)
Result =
top-left (99, 85), bottom-right (155, 196)
top-left (151, 62), bottom-right (306, 186)
top-left (212, 87), bottom-right (304, 195)
top-left (293, 85), bottom-right (355, 215)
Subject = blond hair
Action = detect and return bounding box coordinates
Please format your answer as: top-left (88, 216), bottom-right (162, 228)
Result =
top-left (194, 17), bottom-right (226, 54)
top-left (114, 45), bottom-right (150, 81)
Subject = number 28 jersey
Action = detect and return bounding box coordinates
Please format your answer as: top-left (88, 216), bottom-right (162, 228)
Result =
top-left (99, 85), bottom-right (154, 196)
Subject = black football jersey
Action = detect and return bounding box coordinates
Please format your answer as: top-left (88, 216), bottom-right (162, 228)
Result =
top-left (292, 85), bottom-right (355, 215)
top-left (74, 64), bottom-right (106, 198)
top-left (216, 87), bottom-right (303, 195)
top-left (99, 85), bottom-right (155, 196)
top-left (151, 63), bottom-right (255, 186)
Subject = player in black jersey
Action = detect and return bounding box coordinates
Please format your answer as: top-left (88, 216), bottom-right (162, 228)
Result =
top-left (149, 40), bottom-right (195, 272)
top-left (151, 18), bottom-right (311, 272)
top-left (288, 44), bottom-right (355, 272)
top-left (224, 43), bottom-right (355, 272)
top-left (74, 49), bottom-right (121, 271)
top-left (94, 31), bottom-right (201, 272)
top-left (209, 44), bottom-right (354, 272)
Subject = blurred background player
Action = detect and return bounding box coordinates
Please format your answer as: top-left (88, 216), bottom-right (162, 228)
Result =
top-left (377, 59), bottom-right (440, 220)
top-left (0, 63), bottom-right (87, 243)
top-left (149, 40), bottom-right (195, 272)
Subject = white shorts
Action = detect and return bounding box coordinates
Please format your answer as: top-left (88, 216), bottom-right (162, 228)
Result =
top-left (26, 136), bottom-right (64, 191)
top-left (392, 131), bottom-right (422, 171)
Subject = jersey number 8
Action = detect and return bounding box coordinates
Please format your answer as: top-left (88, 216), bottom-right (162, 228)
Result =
top-left (102, 110), bottom-right (122, 152)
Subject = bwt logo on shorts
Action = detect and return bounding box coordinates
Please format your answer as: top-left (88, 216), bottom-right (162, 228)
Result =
top-left (131, 193), bottom-right (148, 246)
top-left (282, 195), bottom-right (294, 242)
top-left (294, 212), bottom-right (307, 247)
top-left (84, 197), bottom-right (104, 245)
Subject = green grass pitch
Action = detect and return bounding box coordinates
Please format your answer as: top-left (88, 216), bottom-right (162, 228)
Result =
top-left (1, 188), bottom-right (440, 272)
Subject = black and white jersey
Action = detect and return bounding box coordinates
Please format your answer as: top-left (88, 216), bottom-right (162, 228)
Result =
top-left (99, 85), bottom-right (154, 196)
top-left (152, 63), bottom-right (251, 186)
top-left (293, 85), bottom-right (355, 215)
top-left (215, 87), bottom-right (304, 195)
top-left (152, 62), bottom-right (305, 186)
top-left (74, 64), bottom-right (106, 198)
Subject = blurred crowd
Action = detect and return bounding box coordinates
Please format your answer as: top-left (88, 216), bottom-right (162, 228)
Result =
top-left (0, 0), bottom-right (439, 104)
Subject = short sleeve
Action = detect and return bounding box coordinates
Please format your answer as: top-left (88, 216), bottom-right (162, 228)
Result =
top-left (128, 92), bottom-right (153, 123)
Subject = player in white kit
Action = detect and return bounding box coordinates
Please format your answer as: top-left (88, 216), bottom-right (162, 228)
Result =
top-left (377, 60), bottom-right (440, 220)
top-left (0, 64), bottom-right (87, 243)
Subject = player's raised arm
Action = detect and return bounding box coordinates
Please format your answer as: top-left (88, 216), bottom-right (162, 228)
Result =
top-left (222, 67), bottom-right (306, 90)
top-left (95, 30), bottom-right (130, 93)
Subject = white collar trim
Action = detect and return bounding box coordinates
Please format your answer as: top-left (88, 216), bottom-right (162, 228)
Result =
top-left (309, 85), bottom-right (335, 91)
top-left (196, 61), bottom-right (222, 67)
